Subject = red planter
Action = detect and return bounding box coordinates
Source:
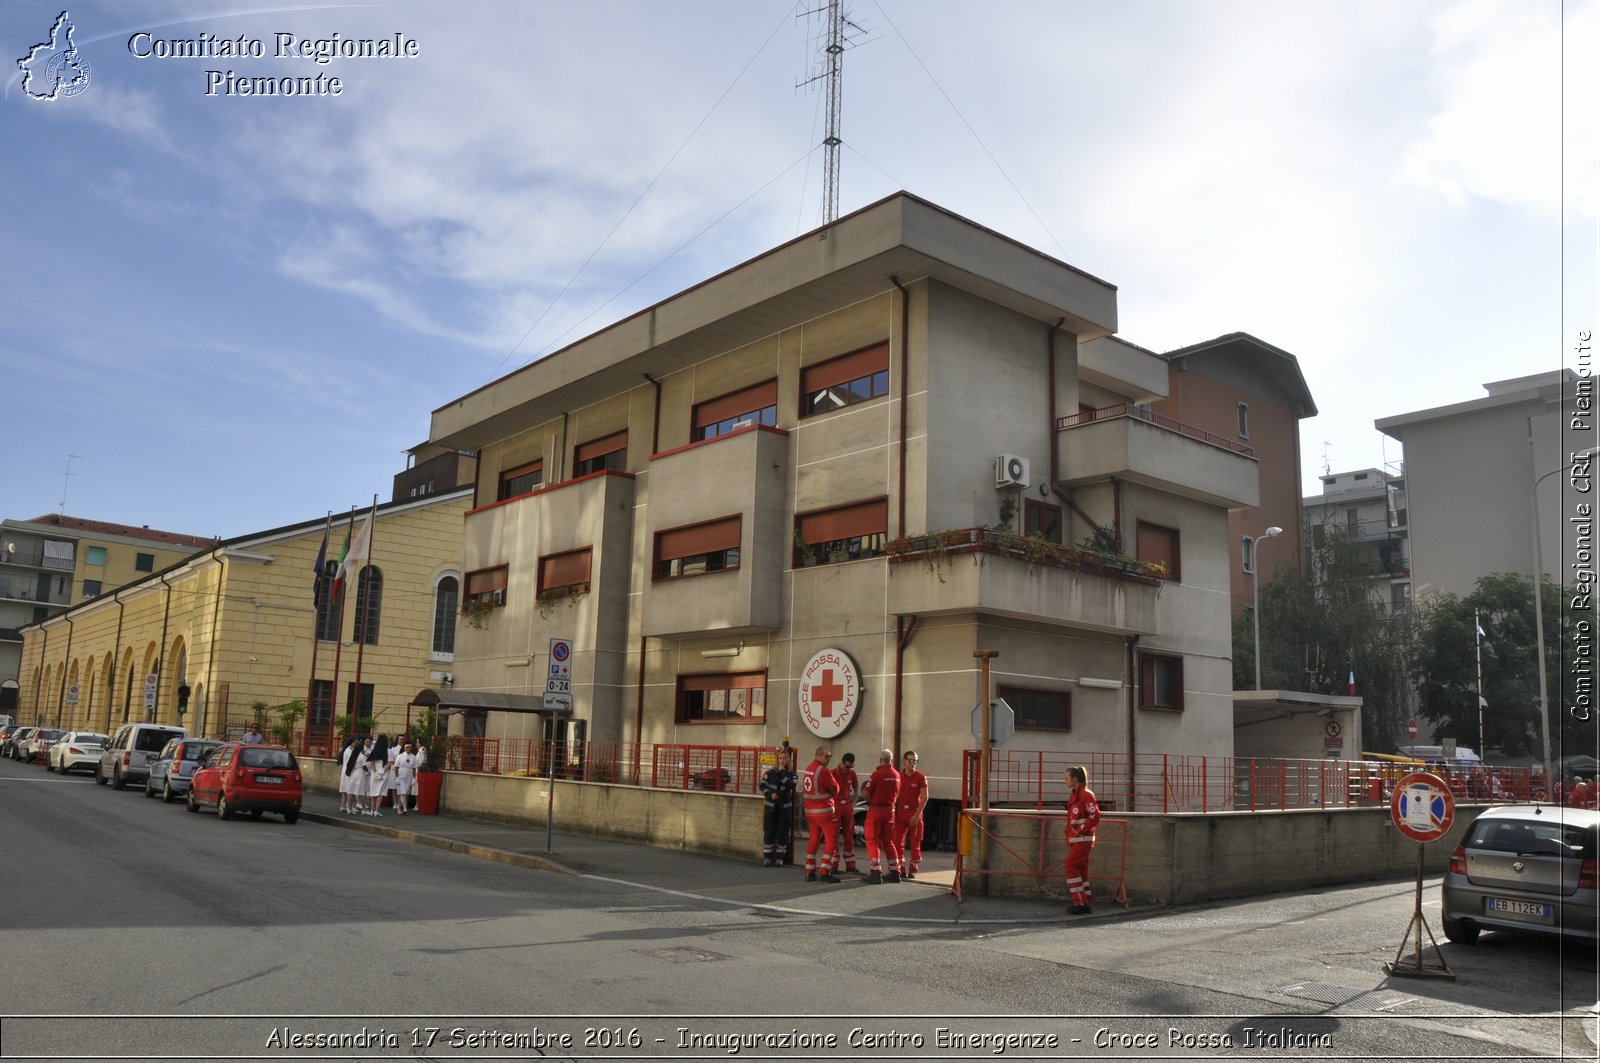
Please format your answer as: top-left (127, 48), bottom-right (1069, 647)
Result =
top-left (414, 772), bottom-right (442, 815)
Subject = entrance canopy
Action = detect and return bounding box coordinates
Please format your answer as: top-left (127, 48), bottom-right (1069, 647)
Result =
top-left (409, 687), bottom-right (570, 716)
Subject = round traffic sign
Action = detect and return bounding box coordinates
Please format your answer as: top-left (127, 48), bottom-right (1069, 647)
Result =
top-left (1390, 771), bottom-right (1455, 843)
top-left (1407, 718), bottom-right (1418, 740)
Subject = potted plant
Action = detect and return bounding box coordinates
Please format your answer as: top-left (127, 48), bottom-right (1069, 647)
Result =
top-left (460, 595), bottom-right (495, 630)
top-left (536, 584), bottom-right (582, 619)
top-left (413, 732), bottom-right (454, 815)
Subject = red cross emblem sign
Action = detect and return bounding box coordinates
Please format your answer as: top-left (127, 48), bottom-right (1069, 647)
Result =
top-left (798, 648), bottom-right (861, 740)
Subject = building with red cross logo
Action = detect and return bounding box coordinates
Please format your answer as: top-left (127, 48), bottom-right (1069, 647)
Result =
top-left (426, 192), bottom-right (1298, 812)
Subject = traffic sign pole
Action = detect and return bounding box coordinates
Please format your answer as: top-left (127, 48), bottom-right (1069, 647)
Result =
top-left (1384, 771), bottom-right (1456, 980)
top-left (972, 649), bottom-right (999, 896)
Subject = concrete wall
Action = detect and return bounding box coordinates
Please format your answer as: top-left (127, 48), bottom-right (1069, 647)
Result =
top-left (974, 806), bottom-right (1477, 906)
top-left (304, 759), bottom-right (762, 861)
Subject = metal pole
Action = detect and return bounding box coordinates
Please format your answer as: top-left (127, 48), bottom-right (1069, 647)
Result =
top-left (975, 648), bottom-right (998, 893)
top-left (545, 722), bottom-right (556, 854)
top-left (1475, 607), bottom-right (1485, 764)
top-left (1251, 545), bottom-right (1262, 691)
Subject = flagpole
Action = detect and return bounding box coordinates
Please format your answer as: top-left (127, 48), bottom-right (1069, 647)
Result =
top-left (1475, 607), bottom-right (1485, 762)
top-left (305, 511), bottom-right (332, 755)
top-left (350, 494), bottom-right (379, 736)
top-left (330, 506), bottom-right (355, 730)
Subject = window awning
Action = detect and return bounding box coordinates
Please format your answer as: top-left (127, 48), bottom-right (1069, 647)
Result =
top-left (409, 688), bottom-right (570, 715)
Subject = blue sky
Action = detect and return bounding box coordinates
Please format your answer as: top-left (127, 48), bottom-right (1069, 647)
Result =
top-left (1, 0), bottom-right (1594, 540)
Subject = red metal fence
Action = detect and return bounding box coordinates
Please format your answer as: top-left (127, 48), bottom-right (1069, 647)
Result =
top-left (967, 749), bottom-right (1546, 814)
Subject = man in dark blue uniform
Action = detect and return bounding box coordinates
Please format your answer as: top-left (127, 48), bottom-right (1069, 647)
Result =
top-left (759, 746), bottom-right (798, 866)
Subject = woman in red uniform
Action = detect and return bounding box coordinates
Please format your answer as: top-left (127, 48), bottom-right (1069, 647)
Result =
top-left (1063, 764), bottom-right (1100, 914)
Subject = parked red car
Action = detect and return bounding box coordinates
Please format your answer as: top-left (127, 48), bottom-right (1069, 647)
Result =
top-left (186, 742), bottom-right (302, 823)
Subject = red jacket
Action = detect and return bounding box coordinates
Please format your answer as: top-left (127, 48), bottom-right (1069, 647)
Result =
top-left (1066, 786), bottom-right (1100, 843)
top-left (802, 759), bottom-right (840, 816)
top-left (863, 764), bottom-right (900, 809)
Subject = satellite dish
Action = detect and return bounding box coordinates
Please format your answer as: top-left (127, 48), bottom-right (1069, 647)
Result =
top-left (4, 542), bottom-right (14, 555)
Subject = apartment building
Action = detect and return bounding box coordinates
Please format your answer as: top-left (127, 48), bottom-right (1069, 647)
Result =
top-left (0, 515), bottom-right (216, 717)
top-left (16, 492), bottom-right (469, 737)
top-left (426, 193), bottom-right (1262, 804)
top-left (1152, 334), bottom-right (1317, 618)
top-left (1303, 466), bottom-right (1411, 613)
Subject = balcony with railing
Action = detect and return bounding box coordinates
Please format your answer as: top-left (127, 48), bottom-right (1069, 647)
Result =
top-left (1056, 405), bottom-right (1259, 508)
top-left (886, 527), bottom-right (1163, 635)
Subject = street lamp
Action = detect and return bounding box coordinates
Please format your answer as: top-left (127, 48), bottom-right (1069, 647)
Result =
top-left (1532, 445), bottom-right (1598, 791)
top-left (1248, 526), bottom-right (1283, 690)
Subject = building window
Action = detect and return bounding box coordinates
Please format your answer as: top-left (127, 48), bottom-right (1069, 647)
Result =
top-left (1236, 402), bottom-right (1249, 439)
top-left (315, 561), bottom-right (340, 641)
top-left (465, 566), bottom-right (509, 607)
top-left (352, 566), bottom-right (383, 645)
top-left (1023, 500), bottom-right (1062, 543)
top-left (345, 682), bottom-right (375, 725)
top-left (1140, 653), bottom-right (1184, 710)
top-left (539, 548), bottom-right (592, 594)
top-left (498, 459), bottom-right (543, 501)
top-left (309, 679), bottom-right (334, 730)
top-left (574, 431), bottom-right (628, 477)
top-left (1347, 507), bottom-right (1360, 531)
top-left (795, 498), bottom-right (888, 566)
top-left (135, 552), bottom-right (155, 572)
top-left (693, 380), bottom-right (778, 442)
top-left (433, 576), bottom-right (459, 656)
top-left (676, 671), bottom-right (766, 724)
top-left (85, 546), bottom-right (107, 567)
top-left (82, 579), bottom-right (102, 599)
top-left (655, 517), bottom-right (741, 580)
top-left (1136, 521), bottom-right (1180, 581)
top-left (999, 685), bottom-right (1071, 731)
top-left (802, 343), bottom-right (890, 417)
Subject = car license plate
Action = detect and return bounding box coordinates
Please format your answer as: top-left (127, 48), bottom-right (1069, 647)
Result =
top-left (1487, 897), bottom-right (1550, 918)
top-left (255, 775), bottom-right (283, 785)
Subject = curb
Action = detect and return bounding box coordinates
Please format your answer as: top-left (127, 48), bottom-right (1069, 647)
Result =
top-left (301, 810), bottom-right (577, 876)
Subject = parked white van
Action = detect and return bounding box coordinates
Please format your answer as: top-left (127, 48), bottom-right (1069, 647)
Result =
top-left (96, 722), bottom-right (188, 789)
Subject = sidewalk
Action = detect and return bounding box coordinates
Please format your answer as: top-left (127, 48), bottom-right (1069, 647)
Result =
top-left (300, 790), bottom-right (1081, 926)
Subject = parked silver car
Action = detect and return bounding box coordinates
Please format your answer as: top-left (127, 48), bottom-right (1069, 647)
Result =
top-left (1442, 804), bottom-right (1599, 944)
top-left (145, 738), bottom-right (223, 802)
top-left (96, 722), bottom-right (188, 789)
top-left (49, 731), bottom-right (109, 774)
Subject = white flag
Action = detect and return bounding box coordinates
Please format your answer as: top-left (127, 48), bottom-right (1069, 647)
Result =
top-left (1475, 622), bottom-right (1486, 638)
top-left (336, 515), bottom-right (373, 586)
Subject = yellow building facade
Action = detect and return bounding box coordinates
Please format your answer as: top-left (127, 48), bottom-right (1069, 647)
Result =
top-left (18, 491), bottom-right (470, 739)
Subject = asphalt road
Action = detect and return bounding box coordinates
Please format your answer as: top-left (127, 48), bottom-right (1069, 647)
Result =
top-left (1, 754), bottom-right (1594, 1061)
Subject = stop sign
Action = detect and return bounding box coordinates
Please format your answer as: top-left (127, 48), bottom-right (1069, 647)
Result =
top-left (1407, 719), bottom-right (1418, 740)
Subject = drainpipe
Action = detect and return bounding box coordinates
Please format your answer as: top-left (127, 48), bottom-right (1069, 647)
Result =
top-left (34, 625), bottom-right (48, 721)
top-left (892, 615), bottom-right (919, 755)
top-left (643, 374), bottom-right (662, 456)
top-left (890, 276), bottom-right (911, 538)
top-left (154, 571), bottom-right (174, 723)
top-left (1112, 478), bottom-right (1123, 546)
top-left (202, 552), bottom-right (226, 738)
top-left (110, 592), bottom-right (126, 730)
top-left (634, 635), bottom-right (646, 783)
top-left (1125, 633), bottom-right (1140, 811)
top-left (1047, 318), bottom-right (1065, 492)
top-left (556, 413), bottom-right (569, 483)
top-left (55, 615), bottom-right (74, 727)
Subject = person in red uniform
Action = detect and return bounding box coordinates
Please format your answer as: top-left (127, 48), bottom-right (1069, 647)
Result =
top-left (861, 748), bottom-right (901, 884)
top-left (894, 750), bottom-right (929, 879)
top-left (800, 746), bottom-right (841, 883)
top-left (1063, 764), bottom-right (1100, 914)
top-left (832, 752), bottom-right (861, 873)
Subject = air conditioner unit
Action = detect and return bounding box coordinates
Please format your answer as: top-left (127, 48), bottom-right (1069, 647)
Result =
top-left (491, 589), bottom-right (505, 606)
top-left (995, 454), bottom-right (1031, 490)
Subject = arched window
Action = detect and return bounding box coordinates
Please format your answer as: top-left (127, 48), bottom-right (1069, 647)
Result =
top-left (432, 575), bottom-right (459, 657)
top-left (315, 560), bottom-right (340, 642)
top-left (353, 565), bottom-right (383, 645)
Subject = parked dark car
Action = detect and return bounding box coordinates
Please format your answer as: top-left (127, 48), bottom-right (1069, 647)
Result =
top-left (1442, 804), bottom-right (1599, 944)
top-left (145, 738), bottom-right (224, 802)
top-left (188, 743), bottom-right (302, 823)
top-left (1, 726), bottom-right (36, 760)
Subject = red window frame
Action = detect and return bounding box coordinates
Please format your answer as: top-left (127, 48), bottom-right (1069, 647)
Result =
top-left (675, 671), bottom-right (767, 724)
top-left (794, 498), bottom-right (888, 566)
top-left (654, 516), bottom-right (742, 580)
top-left (1140, 653), bottom-right (1184, 710)
top-left (498, 459), bottom-right (543, 501)
top-left (1136, 520), bottom-right (1180, 581)
top-left (1024, 499), bottom-right (1063, 544)
top-left (464, 565), bottom-right (508, 606)
top-left (801, 343), bottom-right (890, 418)
top-left (538, 548), bottom-right (593, 594)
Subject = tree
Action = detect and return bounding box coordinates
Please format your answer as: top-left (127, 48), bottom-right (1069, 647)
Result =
top-left (1240, 525), bottom-right (1420, 752)
top-left (1414, 572), bottom-right (1593, 761)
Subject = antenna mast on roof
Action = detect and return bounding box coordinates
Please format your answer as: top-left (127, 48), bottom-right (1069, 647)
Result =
top-left (59, 453), bottom-right (85, 517)
top-left (798, 0), bottom-right (870, 224)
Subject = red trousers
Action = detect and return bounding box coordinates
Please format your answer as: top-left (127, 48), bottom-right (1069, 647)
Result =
top-left (896, 809), bottom-right (924, 871)
top-left (865, 809), bottom-right (899, 872)
top-left (804, 812), bottom-right (839, 873)
top-left (1064, 840), bottom-right (1094, 907)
